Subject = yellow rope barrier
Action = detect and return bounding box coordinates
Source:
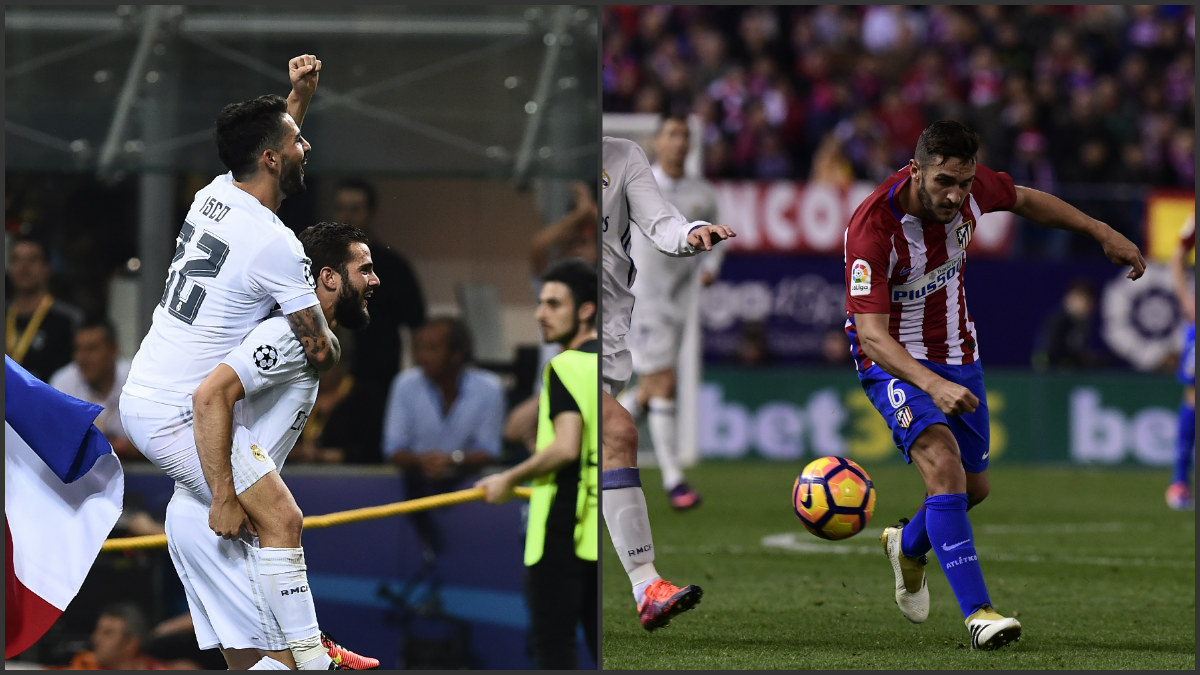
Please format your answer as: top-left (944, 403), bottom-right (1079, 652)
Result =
top-left (100, 485), bottom-right (532, 553)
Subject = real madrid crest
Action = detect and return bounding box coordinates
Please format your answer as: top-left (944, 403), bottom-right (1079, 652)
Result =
top-left (601, 169), bottom-right (609, 190)
top-left (301, 257), bottom-right (315, 288)
top-left (955, 220), bottom-right (973, 250)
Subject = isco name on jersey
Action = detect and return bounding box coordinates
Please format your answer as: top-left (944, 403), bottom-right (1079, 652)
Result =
top-left (125, 173), bottom-right (318, 405)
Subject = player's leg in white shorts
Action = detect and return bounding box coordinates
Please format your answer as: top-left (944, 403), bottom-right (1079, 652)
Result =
top-left (603, 348), bottom-right (633, 398)
top-left (134, 406), bottom-right (290, 655)
top-left (629, 311), bottom-right (684, 377)
top-left (119, 392), bottom-right (213, 502)
top-left (629, 311), bottom-right (691, 494)
top-left (165, 485), bottom-right (290, 653)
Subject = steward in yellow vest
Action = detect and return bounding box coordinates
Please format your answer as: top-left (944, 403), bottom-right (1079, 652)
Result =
top-left (476, 258), bottom-right (599, 668)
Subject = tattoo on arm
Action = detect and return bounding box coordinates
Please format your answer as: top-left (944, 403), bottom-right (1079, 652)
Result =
top-left (287, 305), bottom-right (341, 370)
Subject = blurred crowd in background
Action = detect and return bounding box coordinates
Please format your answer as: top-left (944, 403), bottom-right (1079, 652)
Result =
top-left (604, 5), bottom-right (1194, 191)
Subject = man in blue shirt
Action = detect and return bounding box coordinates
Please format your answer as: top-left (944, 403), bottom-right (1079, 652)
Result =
top-left (382, 316), bottom-right (506, 551)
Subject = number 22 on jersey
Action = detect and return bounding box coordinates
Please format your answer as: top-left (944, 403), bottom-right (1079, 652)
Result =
top-left (160, 221), bottom-right (230, 325)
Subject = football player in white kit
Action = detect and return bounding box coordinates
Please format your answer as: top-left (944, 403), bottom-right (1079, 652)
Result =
top-left (601, 135), bottom-right (734, 630)
top-left (624, 117), bottom-right (723, 511)
top-left (119, 56), bottom-right (353, 669)
top-left (166, 223), bottom-right (379, 670)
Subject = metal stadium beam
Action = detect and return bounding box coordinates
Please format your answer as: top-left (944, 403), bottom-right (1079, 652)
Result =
top-left (96, 5), bottom-right (171, 178)
top-left (4, 8), bottom-right (532, 37)
top-left (511, 5), bottom-right (571, 189)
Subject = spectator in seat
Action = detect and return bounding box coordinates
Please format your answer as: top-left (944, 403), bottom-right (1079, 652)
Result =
top-left (326, 178), bottom-right (428, 463)
top-left (382, 316), bottom-right (505, 553)
top-left (49, 317), bottom-right (136, 459)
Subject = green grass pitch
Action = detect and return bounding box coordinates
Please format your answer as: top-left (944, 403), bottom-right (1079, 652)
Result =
top-left (602, 462), bottom-right (1195, 670)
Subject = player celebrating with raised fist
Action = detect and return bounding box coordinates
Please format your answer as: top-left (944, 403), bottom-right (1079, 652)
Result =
top-left (122, 55), bottom-right (374, 669)
top-left (600, 135), bottom-right (734, 630)
top-left (844, 120), bottom-right (1145, 650)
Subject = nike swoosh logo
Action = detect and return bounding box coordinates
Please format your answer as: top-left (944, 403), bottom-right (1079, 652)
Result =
top-left (980, 452), bottom-right (989, 460)
top-left (942, 538), bottom-right (971, 551)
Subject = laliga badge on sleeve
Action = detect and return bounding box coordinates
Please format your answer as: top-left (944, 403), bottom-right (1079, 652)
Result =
top-left (850, 259), bottom-right (872, 296)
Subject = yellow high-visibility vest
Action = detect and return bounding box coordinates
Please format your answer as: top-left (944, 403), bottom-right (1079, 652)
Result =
top-left (524, 347), bottom-right (598, 565)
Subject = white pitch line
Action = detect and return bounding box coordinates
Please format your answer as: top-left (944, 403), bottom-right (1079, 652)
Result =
top-left (654, 531), bottom-right (1194, 570)
top-left (975, 521), bottom-right (1129, 535)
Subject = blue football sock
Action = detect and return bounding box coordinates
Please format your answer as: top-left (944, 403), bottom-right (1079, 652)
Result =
top-left (1173, 401), bottom-right (1195, 486)
top-left (900, 504), bottom-right (931, 558)
top-left (925, 493), bottom-right (991, 618)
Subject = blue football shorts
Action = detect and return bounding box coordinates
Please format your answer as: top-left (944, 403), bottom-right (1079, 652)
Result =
top-left (858, 359), bottom-right (991, 473)
top-left (1180, 323), bottom-right (1195, 387)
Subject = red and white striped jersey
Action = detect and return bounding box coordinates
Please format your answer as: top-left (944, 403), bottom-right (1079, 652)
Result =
top-left (843, 165), bottom-right (1016, 371)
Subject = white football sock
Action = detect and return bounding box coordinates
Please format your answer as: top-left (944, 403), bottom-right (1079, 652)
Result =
top-left (602, 485), bottom-right (659, 602)
top-left (647, 397), bottom-right (683, 491)
top-left (632, 576), bottom-right (661, 606)
top-left (248, 656), bottom-right (290, 670)
top-left (255, 547), bottom-right (330, 670)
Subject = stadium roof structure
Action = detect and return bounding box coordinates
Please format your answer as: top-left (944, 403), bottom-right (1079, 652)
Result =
top-left (5, 5), bottom-right (598, 184)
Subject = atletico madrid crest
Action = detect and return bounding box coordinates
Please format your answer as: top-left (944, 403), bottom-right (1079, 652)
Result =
top-left (955, 220), bottom-right (973, 250)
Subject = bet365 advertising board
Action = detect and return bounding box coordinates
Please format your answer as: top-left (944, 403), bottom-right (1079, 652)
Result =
top-left (697, 367), bottom-right (1183, 466)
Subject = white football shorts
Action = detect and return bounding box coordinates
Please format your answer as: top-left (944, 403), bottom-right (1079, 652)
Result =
top-left (603, 348), bottom-right (633, 397)
top-left (119, 392), bottom-right (278, 503)
top-left (628, 311), bottom-right (685, 375)
top-left (165, 486), bottom-right (288, 651)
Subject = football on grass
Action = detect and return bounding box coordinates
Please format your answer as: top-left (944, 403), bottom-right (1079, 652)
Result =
top-left (792, 456), bottom-right (875, 540)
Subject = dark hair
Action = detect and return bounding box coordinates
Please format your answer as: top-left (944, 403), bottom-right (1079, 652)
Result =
top-left (214, 94), bottom-right (290, 180)
top-left (425, 315), bottom-right (474, 362)
top-left (78, 315), bottom-right (118, 346)
top-left (656, 115), bottom-right (689, 135)
top-left (915, 120), bottom-right (980, 167)
top-left (11, 233), bottom-right (49, 262)
top-left (297, 222), bottom-right (371, 281)
top-left (99, 602), bottom-right (149, 644)
top-left (541, 257), bottom-right (597, 313)
top-left (335, 178), bottom-right (378, 214)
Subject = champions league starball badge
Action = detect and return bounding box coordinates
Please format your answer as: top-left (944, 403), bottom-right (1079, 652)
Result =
top-left (253, 344), bottom-right (280, 371)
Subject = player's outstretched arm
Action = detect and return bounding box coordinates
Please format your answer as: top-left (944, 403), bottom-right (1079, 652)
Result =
top-left (286, 305), bottom-right (341, 372)
top-left (193, 364), bottom-right (257, 540)
top-left (287, 54), bottom-right (321, 128)
top-left (855, 312), bottom-right (979, 416)
top-left (476, 411), bottom-right (583, 504)
top-left (1011, 185), bottom-right (1146, 280)
top-left (686, 224), bottom-right (737, 251)
top-left (622, 138), bottom-right (727, 256)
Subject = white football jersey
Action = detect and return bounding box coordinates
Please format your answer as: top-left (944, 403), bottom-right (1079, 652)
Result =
top-left (630, 164), bottom-right (722, 316)
top-left (601, 137), bottom-right (708, 354)
top-left (124, 173), bottom-right (319, 407)
top-left (221, 313), bottom-right (318, 470)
